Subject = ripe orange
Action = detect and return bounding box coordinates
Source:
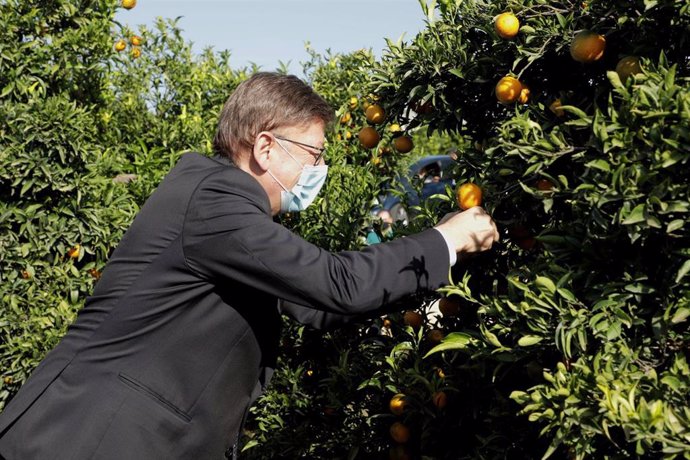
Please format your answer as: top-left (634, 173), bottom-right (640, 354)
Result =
top-left (570, 31), bottom-right (606, 63)
top-left (518, 84), bottom-right (531, 104)
top-left (390, 422), bottom-right (410, 444)
top-left (495, 12), bottom-right (520, 39)
top-left (509, 225), bottom-right (537, 251)
top-left (389, 393), bottom-right (407, 415)
top-left (130, 35), bottom-right (142, 46)
top-left (413, 100), bottom-right (433, 114)
top-left (383, 318), bottom-right (392, 328)
top-left (456, 183), bottom-right (482, 210)
top-left (131, 47), bottom-right (141, 59)
top-left (439, 297), bottom-right (461, 317)
top-left (358, 127), bottom-right (380, 149)
top-left (616, 56), bottom-right (641, 82)
top-left (114, 39), bottom-right (126, 52)
top-left (495, 76), bottom-right (522, 104)
top-left (88, 268), bottom-right (102, 279)
top-left (536, 178), bottom-right (554, 192)
top-left (393, 135), bottom-right (413, 153)
top-left (121, 0), bottom-right (136, 9)
top-left (67, 244), bottom-right (80, 259)
top-left (432, 391), bottom-right (448, 409)
top-left (365, 104), bottom-right (386, 124)
top-left (549, 99), bottom-right (565, 117)
top-left (403, 310), bottom-right (423, 330)
top-left (340, 112), bottom-right (352, 124)
top-left (427, 329), bottom-right (444, 343)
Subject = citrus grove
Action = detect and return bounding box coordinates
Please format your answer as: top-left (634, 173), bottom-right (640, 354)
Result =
top-left (1, 1), bottom-right (689, 459)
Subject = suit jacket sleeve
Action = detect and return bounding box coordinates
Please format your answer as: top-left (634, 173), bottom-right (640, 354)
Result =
top-left (278, 300), bottom-right (356, 331)
top-left (182, 168), bottom-right (451, 316)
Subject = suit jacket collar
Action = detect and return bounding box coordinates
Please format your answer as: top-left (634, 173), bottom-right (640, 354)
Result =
top-left (210, 153), bottom-right (272, 216)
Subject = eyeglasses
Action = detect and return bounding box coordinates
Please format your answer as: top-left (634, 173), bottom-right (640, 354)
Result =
top-left (274, 135), bottom-right (326, 166)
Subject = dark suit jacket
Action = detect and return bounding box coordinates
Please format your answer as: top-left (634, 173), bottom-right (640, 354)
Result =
top-left (0, 153), bottom-right (450, 459)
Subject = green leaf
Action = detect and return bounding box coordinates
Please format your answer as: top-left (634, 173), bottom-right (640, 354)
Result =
top-left (535, 276), bottom-right (556, 295)
top-left (671, 308), bottom-right (690, 324)
top-left (667, 219), bottom-right (684, 233)
top-left (423, 332), bottom-right (474, 358)
top-left (586, 159), bottom-right (611, 172)
top-left (622, 204), bottom-right (646, 225)
top-left (675, 260), bottom-right (690, 283)
top-left (518, 335), bottom-right (544, 347)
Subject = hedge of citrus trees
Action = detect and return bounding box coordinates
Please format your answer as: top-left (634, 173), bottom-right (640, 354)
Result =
top-left (0, 0), bottom-right (248, 406)
top-left (242, 1), bottom-right (690, 459)
top-left (2, 1), bottom-right (689, 459)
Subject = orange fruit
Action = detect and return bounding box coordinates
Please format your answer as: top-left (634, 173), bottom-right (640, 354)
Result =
top-left (403, 311), bottom-right (423, 330)
top-left (365, 104), bottom-right (385, 124)
top-left (20, 270), bottom-right (31, 279)
top-left (121, 0), bottom-right (136, 9)
top-left (393, 135), bottom-right (414, 153)
top-left (390, 422), bottom-right (410, 444)
top-left (389, 393), bottom-right (407, 415)
top-left (616, 56), bottom-right (642, 82)
top-left (536, 178), bottom-right (554, 192)
top-left (389, 445), bottom-right (412, 460)
top-left (495, 76), bottom-right (522, 104)
top-left (130, 35), bottom-right (142, 46)
top-left (439, 297), bottom-right (461, 317)
top-left (570, 31), bottom-right (606, 63)
top-left (88, 268), bottom-right (102, 279)
top-left (432, 391), bottom-right (448, 409)
top-left (114, 39), bottom-right (126, 52)
top-left (495, 12), bottom-right (520, 39)
top-left (413, 100), bottom-right (433, 114)
top-left (340, 112), bottom-right (352, 124)
top-left (518, 84), bottom-right (531, 104)
top-left (427, 329), bottom-right (444, 343)
top-left (509, 225), bottom-right (537, 251)
top-left (67, 244), bottom-right (80, 259)
top-left (549, 99), bottom-right (565, 117)
top-left (131, 47), bottom-right (141, 59)
top-left (383, 318), bottom-right (392, 328)
top-left (358, 127), bottom-right (380, 149)
top-left (456, 183), bottom-right (482, 210)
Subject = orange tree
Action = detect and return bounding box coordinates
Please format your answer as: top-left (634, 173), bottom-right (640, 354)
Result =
top-left (345, 0), bottom-right (689, 459)
top-left (243, 0), bottom-right (690, 459)
top-left (0, 0), bottom-right (246, 408)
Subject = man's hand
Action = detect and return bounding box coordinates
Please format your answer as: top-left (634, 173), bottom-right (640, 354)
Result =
top-left (435, 207), bottom-right (499, 254)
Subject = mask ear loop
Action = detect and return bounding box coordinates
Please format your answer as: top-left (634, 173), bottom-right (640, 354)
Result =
top-left (267, 169), bottom-right (290, 192)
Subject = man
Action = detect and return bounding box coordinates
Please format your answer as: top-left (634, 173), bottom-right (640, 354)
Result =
top-left (0, 73), bottom-right (498, 459)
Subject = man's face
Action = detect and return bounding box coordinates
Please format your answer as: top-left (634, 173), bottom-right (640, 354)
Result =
top-left (269, 121), bottom-right (326, 191)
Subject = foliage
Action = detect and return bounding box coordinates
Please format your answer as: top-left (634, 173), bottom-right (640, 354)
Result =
top-left (0, 1), bottom-right (246, 408)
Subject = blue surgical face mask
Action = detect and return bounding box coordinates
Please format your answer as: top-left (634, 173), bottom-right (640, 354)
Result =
top-left (267, 139), bottom-right (328, 213)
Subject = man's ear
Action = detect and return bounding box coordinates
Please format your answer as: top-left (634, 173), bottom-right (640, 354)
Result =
top-left (252, 132), bottom-right (273, 172)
